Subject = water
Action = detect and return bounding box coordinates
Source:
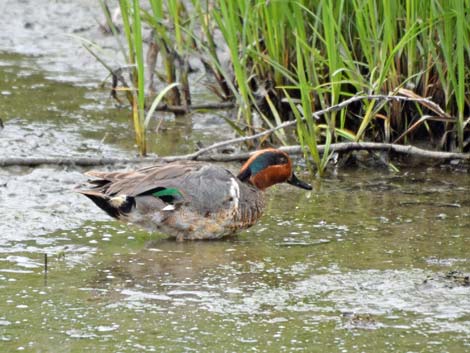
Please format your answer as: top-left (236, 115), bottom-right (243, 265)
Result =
top-left (1, 41), bottom-right (470, 353)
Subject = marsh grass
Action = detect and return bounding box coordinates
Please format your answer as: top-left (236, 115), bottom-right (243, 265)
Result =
top-left (93, 0), bottom-right (469, 166)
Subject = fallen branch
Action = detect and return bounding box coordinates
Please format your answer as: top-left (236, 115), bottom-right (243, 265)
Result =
top-left (1, 142), bottom-right (468, 167)
top-left (174, 143), bottom-right (469, 162)
top-left (307, 142), bottom-right (470, 161)
top-left (0, 157), bottom-right (152, 167)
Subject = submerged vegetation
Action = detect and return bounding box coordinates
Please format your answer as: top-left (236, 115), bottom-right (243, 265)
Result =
top-left (93, 0), bottom-right (469, 173)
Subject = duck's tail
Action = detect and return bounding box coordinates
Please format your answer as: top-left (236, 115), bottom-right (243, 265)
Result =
top-left (76, 189), bottom-right (135, 219)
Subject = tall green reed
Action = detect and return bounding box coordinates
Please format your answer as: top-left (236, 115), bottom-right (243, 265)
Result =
top-left (117, 0), bottom-right (146, 155)
top-left (92, 0), bottom-right (469, 164)
top-left (212, 1), bottom-right (253, 130)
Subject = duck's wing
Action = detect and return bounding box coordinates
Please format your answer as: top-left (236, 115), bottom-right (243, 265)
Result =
top-left (83, 162), bottom-right (169, 184)
top-left (77, 161), bottom-right (205, 218)
top-left (81, 161), bottom-right (203, 197)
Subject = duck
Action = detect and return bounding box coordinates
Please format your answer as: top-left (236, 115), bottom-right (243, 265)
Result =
top-left (77, 148), bottom-right (312, 240)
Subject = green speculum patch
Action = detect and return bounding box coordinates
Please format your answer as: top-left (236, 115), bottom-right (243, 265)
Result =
top-left (152, 187), bottom-right (183, 203)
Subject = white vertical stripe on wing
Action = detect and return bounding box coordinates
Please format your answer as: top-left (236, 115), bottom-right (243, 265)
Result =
top-left (229, 178), bottom-right (240, 209)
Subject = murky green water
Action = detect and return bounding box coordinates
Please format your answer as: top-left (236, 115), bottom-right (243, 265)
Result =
top-left (1, 55), bottom-right (470, 352)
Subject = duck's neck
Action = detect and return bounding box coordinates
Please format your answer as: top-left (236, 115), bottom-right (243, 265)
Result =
top-left (237, 166), bottom-right (252, 184)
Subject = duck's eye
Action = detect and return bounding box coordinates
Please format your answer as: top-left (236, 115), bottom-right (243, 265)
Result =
top-left (278, 156), bottom-right (288, 164)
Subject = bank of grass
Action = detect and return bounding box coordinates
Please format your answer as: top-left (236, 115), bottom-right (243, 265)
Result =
top-left (98, 0), bottom-right (469, 172)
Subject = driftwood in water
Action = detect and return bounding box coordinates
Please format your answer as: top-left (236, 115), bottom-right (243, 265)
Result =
top-left (0, 142), bottom-right (468, 168)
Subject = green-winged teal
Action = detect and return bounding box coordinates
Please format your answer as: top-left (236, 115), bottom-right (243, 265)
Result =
top-left (77, 148), bottom-right (311, 240)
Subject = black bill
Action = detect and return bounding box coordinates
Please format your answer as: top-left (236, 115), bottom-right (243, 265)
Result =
top-left (287, 173), bottom-right (312, 190)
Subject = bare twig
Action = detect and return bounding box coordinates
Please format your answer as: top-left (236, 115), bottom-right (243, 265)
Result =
top-left (1, 142), bottom-right (468, 167)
